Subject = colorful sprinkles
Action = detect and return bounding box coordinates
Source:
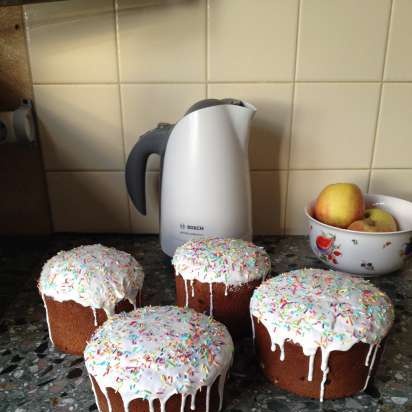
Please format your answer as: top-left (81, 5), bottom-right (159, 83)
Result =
top-left (172, 237), bottom-right (271, 286)
top-left (250, 268), bottom-right (394, 402)
top-left (38, 244), bottom-right (144, 317)
top-left (84, 306), bottom-right (233, 412)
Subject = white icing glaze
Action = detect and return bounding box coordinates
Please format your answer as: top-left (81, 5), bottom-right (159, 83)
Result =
top-left (365, 343), bottom-right (374, 367)
top-left (184, 279), bottom-right (189, 307)
top-left (39, 244), bottom-right (144, 318)
top-left (41, 293), bottom-right (54, 346)
top-left (84, 306), bottom-right (234, 412)
top-left (173, 237), bottom-right (270, 316)
top-left (89, 376), bottom-right (102, 412)
top-left (173, 237), bottom-right (270, 285)
top-left (191, 279), bottom-right (195, 298)
top-left (362, 343), bottom-right (380, 392)
top-left (250, 268), bottom-right (394, 401)
top-left (209, 282), bottom-right (214, 316)
top-left (308, 354), bottom-right (315, 381)
top-left (319, 364), bottom-right (329, 403)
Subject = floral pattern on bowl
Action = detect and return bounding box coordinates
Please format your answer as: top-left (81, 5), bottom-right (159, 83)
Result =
top-left (315, 232), bottom-right (342, 265)
top-left (306, 194), bottom-right (412, 276)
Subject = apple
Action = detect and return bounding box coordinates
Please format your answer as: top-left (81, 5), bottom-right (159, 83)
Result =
top-left (314, 183), bottom-right (365, 228)
top-left (347, 208), bottom-right (398, 232)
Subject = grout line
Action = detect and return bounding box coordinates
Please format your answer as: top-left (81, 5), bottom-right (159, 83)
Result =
top-left (366, 0), bottom-right (394, 193)
top-left (44, 167), bottom-right (412, 174)
top-left (31, 80), bottom-right (412, 87)
top-left (45, 170), bottom-right (125, 173)
top-left (254, 168), bottom-right (371, 172)
top-left (205, 0), bottom-right (209, 97)
top-left (283, 0), bottom-right (302, 236)
top-left (113, 0), bottom-right (132, 234)
top-left (22, 7), bottom-right (55, 234)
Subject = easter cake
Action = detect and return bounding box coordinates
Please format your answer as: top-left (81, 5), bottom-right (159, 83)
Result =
top-left (39, 244), bottom-right (144, 355)
top-left (84, 305), bottom-right (234, 412)
top-left (173, 237), bottom-right (270, 337)
top-left (250, 268), bottom-right (394, 400)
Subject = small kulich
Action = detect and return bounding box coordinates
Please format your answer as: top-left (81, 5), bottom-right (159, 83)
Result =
top-left (172, 237), bottom-right (271, 338)
top-left (84, 306), bottom-right (234, 412)
top-left (250, 268), bottom-right (394, 401)
top-left (38, 244), bottom-right (144, 355)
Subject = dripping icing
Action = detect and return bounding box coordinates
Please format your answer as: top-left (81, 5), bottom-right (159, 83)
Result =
top-left (190, 391), bottom-right (196, 410)
top-left (365, 343), bottom-right (374, 367)
top-left (319, 349), bottom-right (331, 402)
top-left (250, 269), bottom-right (394, 402)
top-left (41, 294), bottom-right (55, 346)
top-left (184, 278), bottom-right (189, 307)
top-left (209, 282), bottom-right (214, 316)
top-left (39, 244), bottom-right (144, 320)
top-left (191, 279), bottom-right (195, 298)
top-left (84, 306), bottom-right (233, 412)
top-left (180, 394), bottom-right (187, 412)
top-left (362, 342), bottom-right (380, 392)
top-left (89, 376), bottom-right (101, 411)
top-left (91, 307), bottom-right (98, 326)
top-left (307, 354), bottom-right (315, 381)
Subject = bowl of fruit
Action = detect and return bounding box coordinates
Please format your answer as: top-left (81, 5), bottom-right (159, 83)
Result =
top-left (305, 183), bottom-right (412, 276)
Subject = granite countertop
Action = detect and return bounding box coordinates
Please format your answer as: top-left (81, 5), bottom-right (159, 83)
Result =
top-left (0, 235), bottom-right (411, 412)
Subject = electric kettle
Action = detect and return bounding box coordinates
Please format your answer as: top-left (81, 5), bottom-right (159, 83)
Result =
top-left (126, 98), bottom-right (256, 256)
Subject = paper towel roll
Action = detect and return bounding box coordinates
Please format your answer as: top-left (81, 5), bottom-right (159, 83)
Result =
top-left (0, 101), bottom-right (36, 144)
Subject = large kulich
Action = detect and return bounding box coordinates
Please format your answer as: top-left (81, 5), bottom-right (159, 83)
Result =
top-left (84, 306), bottom-right (234, 412)
top-left (250, 268), bottom-right (394, 401)
top-left (173, 237), bottom-right (271, 338)
top-left (38, 244), bottom-right (144, 355)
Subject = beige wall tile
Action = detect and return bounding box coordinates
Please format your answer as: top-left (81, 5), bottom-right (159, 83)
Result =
top-left (25, 0), bottom-right (117, 83)
top-left (47, 172), bottom-right (130, 232)
top-left (34, 85), bottom-right (124, 171)
top-left (117, 0), bottom-right (205, 82)
top-left (122, 83), bottom-right (205, 170)
top-left (130, 171), bottom-right (160, 234)
top-left (384, 0), bottom-right (412, 80)
top-left (370, 169), bottom-right (412, 202)
top-left (297, 0), bottom-right (390, 80)
top-left (374, 84), bottom-right (412, 168)
top-left (285, 170), bottom-right (369, 235)
top-left (208, 83), bottom-right (293, 170)
top-left (251, 171), bottom-right (287, 235)
top-left (208, 0), bottom-right (298, 81)
top-left (290, 83), bottom-right (380, 169)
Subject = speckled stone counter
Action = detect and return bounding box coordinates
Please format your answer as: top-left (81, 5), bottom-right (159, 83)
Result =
top-left (0, 235), bottom-right (411, 412)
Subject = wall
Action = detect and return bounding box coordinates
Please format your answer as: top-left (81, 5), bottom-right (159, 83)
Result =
top-left (0, 5), bottom-right (51, 235)
top-left (23, 0), bottom-right (412, 235)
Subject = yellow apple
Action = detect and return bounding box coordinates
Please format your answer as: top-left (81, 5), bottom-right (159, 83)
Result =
top-left (347, 208), bottom-right (398, 232)
top-left (314, 183), bottom-right (365, 228)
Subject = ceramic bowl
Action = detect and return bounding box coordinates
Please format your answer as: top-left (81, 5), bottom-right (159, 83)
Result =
top-left (305, 194), bottom-right (412, 276)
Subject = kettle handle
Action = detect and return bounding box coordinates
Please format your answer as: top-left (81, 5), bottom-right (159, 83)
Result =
top-left (125, 124), bottom-right (172, 215)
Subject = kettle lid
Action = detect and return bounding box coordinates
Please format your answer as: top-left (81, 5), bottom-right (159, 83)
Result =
top-left (184, 98), bottom-right (245, 116)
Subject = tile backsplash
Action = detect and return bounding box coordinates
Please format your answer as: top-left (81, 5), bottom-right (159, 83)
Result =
top-left (23, 0), bottom-right (412, 235)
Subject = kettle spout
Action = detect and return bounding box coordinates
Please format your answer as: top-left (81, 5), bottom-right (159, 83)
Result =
top-left (229, 101), bottom-right (256, 152)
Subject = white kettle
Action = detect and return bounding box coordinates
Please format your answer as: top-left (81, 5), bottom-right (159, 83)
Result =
top-left (126, 98), bottom-right (256, 256)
